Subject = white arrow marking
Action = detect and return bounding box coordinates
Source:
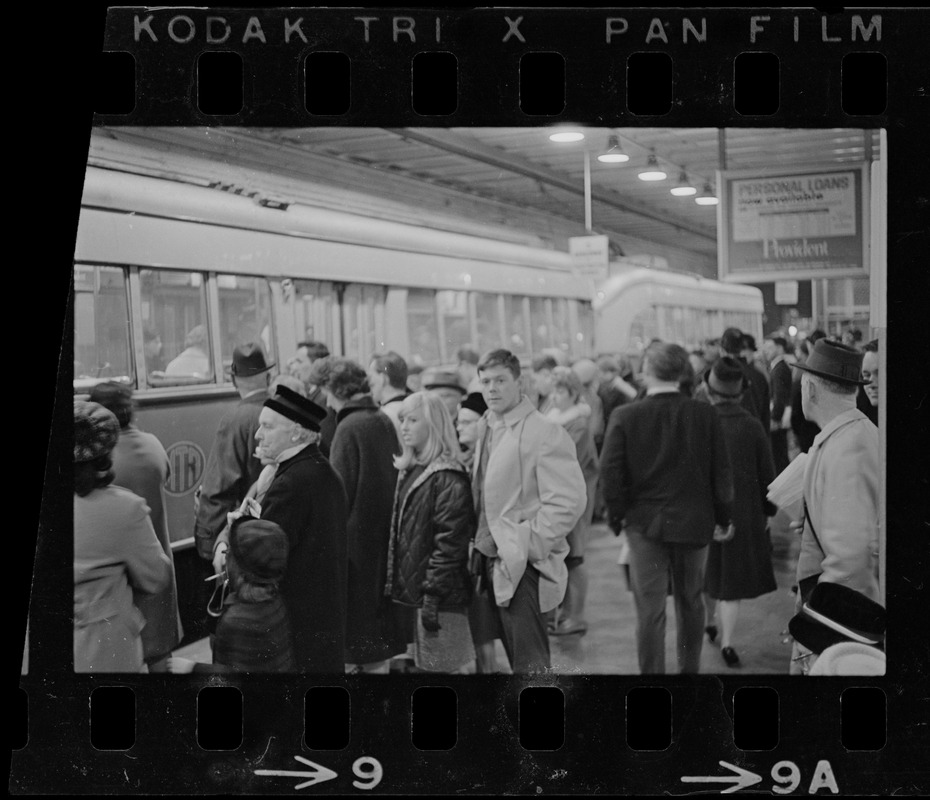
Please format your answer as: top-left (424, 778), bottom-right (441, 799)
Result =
top-left (255, 755), bottom-right (338, 790)
top-left (681, 760), bottom-right (762, 794)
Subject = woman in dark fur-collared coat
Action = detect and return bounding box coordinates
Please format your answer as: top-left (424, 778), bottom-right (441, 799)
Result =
top-left (385, 392), bottom-right (477, 673)
top-left (311, 356), bottom-right (403, 673)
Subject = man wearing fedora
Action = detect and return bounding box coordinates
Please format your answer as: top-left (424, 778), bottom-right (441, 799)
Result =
top-left (194, 343), bottom-right (276, 562)
top-left (791, 338), bottom-right (881, 671)
top-left (422, 367), bottom-right (468, 419)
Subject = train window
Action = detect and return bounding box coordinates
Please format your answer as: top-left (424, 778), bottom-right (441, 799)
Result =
top-left (550, 298), bottom-right (572, 357)
top-left (437, 290), bottom-right (470, 364)
top-left (576, 301), bottom-right (595, 356)
top-left (292, 280), bottom-right (338, 351)
top-left (474, 292), bottom-right (502, 355)
top-left (343, 285), bottom-right (385, 363)
top-left (73, 265), bottom-right (133, 392)
top-left (505, 295), bottom-right (529, 356)
top-left (629, 306), bottom-right (659, 352)
top-left (406, 288), bottom-right (440, 365)
top-left (140, 269), bottom-right (213, 386)
top-left (529, 297), bottom-right (550, 354)
top-left (217, 274), bottom-right (275, 379)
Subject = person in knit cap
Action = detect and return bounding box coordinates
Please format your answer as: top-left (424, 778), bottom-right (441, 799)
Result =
top-left (701, 356), bottom-right (778, 668)
top-left (169, 518), bottom-right (295, 673)
top-left (74, 400), bottom-right (171, 673)
top-left (455, 391), bottom-right (487, 472)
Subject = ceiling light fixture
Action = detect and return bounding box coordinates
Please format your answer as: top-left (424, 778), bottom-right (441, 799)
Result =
top-left (597, 134), bottom-right (629, 163)
top-left (637, 153), bottom-right (667, 181)
top-left (694, 182), bottom-right (719, 205)
top-left (670, 170), bottom-right (697, 196)
top-left (548, 129), bottom-right (585, 143)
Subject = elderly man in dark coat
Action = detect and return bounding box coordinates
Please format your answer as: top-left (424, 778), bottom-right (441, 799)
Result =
top-left (215, 385), bottom-right (348, 673)
top-left (311, 357), bottom-right (401, 673)
top-left (194, 343), bottom-right (275, 561)
top-left (88, 381), bottom-right (182, 671)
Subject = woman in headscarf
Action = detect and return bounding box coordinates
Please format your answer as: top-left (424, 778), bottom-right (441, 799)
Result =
top-left (702, 357), bottom-right (778, 668)
top-left (73, 400), bottom-right (171, 672)
top-left (386, 392), bottom-right (476, 673)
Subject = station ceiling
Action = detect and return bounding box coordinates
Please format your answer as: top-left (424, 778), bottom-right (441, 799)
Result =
top-left (91, 126), bottom-right (880, 265)
top-left (246, 126), bottom-right (880, 259)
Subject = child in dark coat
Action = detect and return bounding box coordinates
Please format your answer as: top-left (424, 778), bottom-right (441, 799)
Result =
top-left (168, 518), bottom-right (295, 673)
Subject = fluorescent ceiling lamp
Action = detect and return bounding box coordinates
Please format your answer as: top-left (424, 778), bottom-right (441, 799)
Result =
top-left (597, 134), bottom-right (629, 163)
top-left (670, 171), bottom-right (697, 196)
top-left (637, 154), bottom-right (667, 181)
top-left (549, 130), bottom-right (585, 143)
top-left (695, 182), bottom-right (719, 205)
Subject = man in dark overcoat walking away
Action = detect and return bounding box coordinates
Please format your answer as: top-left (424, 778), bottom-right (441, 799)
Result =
top-left (600, 341), bottom-right (734, 674)
top-left (216, 384), bottom-right (348, 673)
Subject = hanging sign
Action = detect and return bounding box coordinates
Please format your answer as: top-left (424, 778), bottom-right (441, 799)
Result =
top-left (718, 163), bottom-right (869, 283)
top-left (774, 280), bottom-right (799, 305)
top-left (570, 235), bottom-right (610, 279)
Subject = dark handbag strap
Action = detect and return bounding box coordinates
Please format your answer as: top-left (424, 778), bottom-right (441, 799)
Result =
top-left (802, 497), bottom-right (825, 555)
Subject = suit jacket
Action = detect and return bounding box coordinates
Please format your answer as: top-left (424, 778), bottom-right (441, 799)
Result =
top-left (600, 391), bottom-right (734, 547)
top-left (798, 408), bottom-right (880, 602)
top-left (472, 397), bottom-right (586, 613)
top-left (260, 444), bottom-right (348, 673)
top-left (194, 391), bottom-right (266, 559)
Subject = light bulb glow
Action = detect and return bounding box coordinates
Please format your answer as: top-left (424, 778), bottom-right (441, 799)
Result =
top-left (695, 182), bottom-right (719, 205)
top-left (638, 154), bottom-right (667, 181)
top-left (788, 325), bottom-right (798, 337)
top-left (549, 131), bottom-right (585, 143)
top-left (598, 152), bottom-right (630, 163)
top-left (670, 185), bottom-right (697, 196)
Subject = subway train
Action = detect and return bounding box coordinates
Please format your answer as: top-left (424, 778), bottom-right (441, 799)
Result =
top-left (73, 163), bottom-right (762, 638)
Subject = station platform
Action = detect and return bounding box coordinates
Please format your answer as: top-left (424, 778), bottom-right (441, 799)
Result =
top-left (175, 515), bottom-right (800, 676)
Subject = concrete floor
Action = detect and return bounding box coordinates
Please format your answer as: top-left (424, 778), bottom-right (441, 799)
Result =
top-left (175, 512), bottom-right (801, 676)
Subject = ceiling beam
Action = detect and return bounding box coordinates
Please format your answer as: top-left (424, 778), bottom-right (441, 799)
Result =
top-left (384, 127), bottom-right (717, 244)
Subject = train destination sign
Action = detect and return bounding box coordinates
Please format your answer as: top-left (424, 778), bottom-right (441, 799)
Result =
top-left (718, 163), bottom-right (869, 283)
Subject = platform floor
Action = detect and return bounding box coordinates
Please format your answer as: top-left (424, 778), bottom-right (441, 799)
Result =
top-left (175, 513), bottom-right (801, 675)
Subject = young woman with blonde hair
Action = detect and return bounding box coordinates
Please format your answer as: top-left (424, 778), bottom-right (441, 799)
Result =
top-left (385, 392), bottom-right (477, 673)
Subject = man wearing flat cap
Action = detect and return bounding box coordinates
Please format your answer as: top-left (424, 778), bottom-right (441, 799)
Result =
top-left (194, 343), bottom-right (276, 562)
top-left (794, 339), bottom-right (881, 606)
top-left (218, 384), bottom-right (348, 673)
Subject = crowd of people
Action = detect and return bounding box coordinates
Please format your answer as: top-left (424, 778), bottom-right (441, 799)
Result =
top-left (73, 325), bottom-right (884, 676)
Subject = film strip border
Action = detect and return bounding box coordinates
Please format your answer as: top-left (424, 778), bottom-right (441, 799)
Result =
top-left (13, 5), bottom-right (930, 796)
top-left (89, 8), bottom-right (921, 125)
top-left (11, 676), bottom-right (897, 793)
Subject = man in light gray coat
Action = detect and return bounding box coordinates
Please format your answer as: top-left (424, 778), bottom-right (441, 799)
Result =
top-left (471, 349), bottom-right (586, 674)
